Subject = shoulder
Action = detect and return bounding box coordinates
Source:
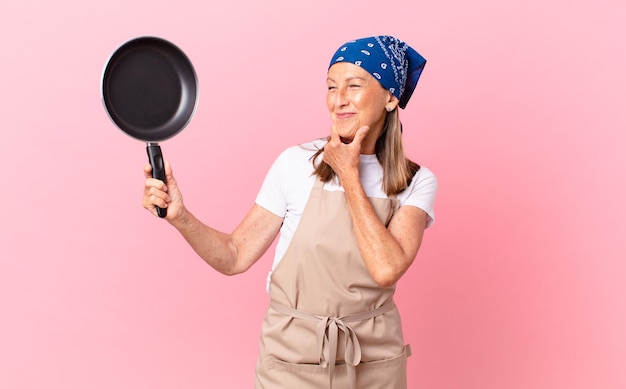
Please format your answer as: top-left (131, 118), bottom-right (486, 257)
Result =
top-left (270, 138), bottom-right (327, 172)
top-left (413, 165), bottom-right (437, 188)
top-left (256, 139), bottom-right (324, 217)
top-left (403, 165), bottom-right (438, 198)
top-left (279, 138), bottom-right (327, 159)
top-left (265, 138), bottom-right (327, 185)
top-left (397, 165), bottom-right (438, 227)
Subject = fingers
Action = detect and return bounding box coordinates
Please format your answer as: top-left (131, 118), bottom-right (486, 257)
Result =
top-left (164, 160), bottom-right (175, 185)
top-left (144, 161), bottom-right (173, 191)
top-left (353, 126), bottom-right (370, 145)
top-left (142, 160), bottom-right (185, 219)
top-left (328, 125), bottom-right (370, 147)
top-left (143, 162), bottom-right (171, 215)
top-left (144, 184), bottom-right (170, 209)
top-left (144, 174), bottom-right (169, 203)
top-left (328, 125), bottom-right (341, 144)
top-left (144, 164), bottom-right (152, 179)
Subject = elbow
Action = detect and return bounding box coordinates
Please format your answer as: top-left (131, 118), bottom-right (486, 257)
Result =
top-left (371, 269), bottom-right (402, 288)
top-left (216, 261), bottom-right (249, 276)
top-left (220, 268), bottom-right (240, 277)
top-left (209, 239), bottom-right (249, 276)
top-left (374, 278), bottom-right (396, 288)
top-left (201, 255), bottom-right (248, 276)
top-left (221, 266), bottom-right (248, 276)
top-left (369, 257), bottom-right (414, 287)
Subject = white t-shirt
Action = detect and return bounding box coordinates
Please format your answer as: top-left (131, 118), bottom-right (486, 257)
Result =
top-left (255, 138), bottom-right (438, 274)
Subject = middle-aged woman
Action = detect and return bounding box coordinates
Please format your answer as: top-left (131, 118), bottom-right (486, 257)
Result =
top-left (143, 35), bottom-right (438, 389)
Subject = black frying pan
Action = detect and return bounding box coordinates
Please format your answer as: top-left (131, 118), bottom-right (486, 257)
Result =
top-left (102, 36), bottom-right (198, 218)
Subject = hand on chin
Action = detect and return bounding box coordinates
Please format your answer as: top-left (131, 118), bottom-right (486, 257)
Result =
top-left (330, 125), bottom-right (371, 149)
top-left (339, 136), bottom-right (354, 144)
top-left (334, 124), bottom-right (359, 144)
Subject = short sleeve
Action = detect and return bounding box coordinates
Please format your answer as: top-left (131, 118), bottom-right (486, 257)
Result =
top-left (255, 150), bottom-right (289, 217)
top-left (399, 166), bottom-right (438, 228)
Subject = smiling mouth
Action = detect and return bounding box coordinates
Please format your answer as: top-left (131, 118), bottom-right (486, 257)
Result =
top-left (339, 136), bottom-right (353, 144)
top-left (336, 112), bottom-right (355, 120)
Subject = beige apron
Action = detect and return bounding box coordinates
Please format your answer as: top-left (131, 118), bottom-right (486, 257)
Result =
top-left (255, 177), bottom-right (411, 389)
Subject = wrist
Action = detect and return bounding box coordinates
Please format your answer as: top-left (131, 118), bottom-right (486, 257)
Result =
top-left (338, 169), bottom-right (361, 190)
top-left (168, 206), bottom-right (192, 230)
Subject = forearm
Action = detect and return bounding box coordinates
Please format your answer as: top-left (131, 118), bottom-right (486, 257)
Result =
top-left (341, 174), bottom-right (410, 286)
top-left (169, 207), bottom-right (241, 275)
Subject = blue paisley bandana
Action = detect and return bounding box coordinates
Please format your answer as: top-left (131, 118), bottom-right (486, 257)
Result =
top-left (329, 36), bottom-right (426, 109)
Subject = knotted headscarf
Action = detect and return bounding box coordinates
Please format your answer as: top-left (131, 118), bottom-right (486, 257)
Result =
top-left (329, 36), bottom-right (426, 109)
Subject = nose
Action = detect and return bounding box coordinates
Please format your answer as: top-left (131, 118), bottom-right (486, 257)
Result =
top-left (331, 87), bottom-right (349, 109)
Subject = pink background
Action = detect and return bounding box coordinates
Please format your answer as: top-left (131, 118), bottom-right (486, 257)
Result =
top-left (1, 0), bottom-right (625, 388)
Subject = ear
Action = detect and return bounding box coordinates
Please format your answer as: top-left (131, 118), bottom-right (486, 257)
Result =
top-left (385, 95), bottom-right (400, 112)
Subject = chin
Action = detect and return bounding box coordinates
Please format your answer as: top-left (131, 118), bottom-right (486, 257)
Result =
top-left (337, 134), bottom-right (354, 143)
top-left (333, 125), bottom-right (356, 138)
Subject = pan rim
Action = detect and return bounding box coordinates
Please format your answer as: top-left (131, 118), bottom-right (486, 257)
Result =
top-left (101, 36), bottom-right (199, 142)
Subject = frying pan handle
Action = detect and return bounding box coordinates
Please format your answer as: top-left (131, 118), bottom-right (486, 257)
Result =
top-left (147, 143), bottom-right (167, 218)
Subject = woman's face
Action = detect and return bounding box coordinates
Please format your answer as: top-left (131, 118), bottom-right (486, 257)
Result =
top-left (326, 62), bottom-right (397, 153)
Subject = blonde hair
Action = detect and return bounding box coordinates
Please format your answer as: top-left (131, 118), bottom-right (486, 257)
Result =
top-left (310, 109), bottom-right (420, 196)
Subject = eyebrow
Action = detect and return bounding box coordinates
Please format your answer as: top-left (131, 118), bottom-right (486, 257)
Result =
top-left (326, 76), bottom-right (367, 83)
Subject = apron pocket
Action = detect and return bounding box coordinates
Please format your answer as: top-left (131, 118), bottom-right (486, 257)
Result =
top-left (258, 358), bottom-right (328, 388)
top-left (267, 359), bottom-right (328, 374)
top-left (355, 345), bottom-right (411, 388)
top-left (259, 345), bottom-right (411, 389)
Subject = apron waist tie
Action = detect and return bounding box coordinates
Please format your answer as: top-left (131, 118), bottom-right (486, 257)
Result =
top-left (269, 300), bottom-right (396, 389)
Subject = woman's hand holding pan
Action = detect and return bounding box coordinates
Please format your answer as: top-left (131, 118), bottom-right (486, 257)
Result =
top-left (142, 161), bottom-right (185, 221)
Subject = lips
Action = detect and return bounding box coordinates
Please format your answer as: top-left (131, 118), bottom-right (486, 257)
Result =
top-left (335, 112), bottom-right (355, 120)
top-left (334, 112), bottom-right (356, 143)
